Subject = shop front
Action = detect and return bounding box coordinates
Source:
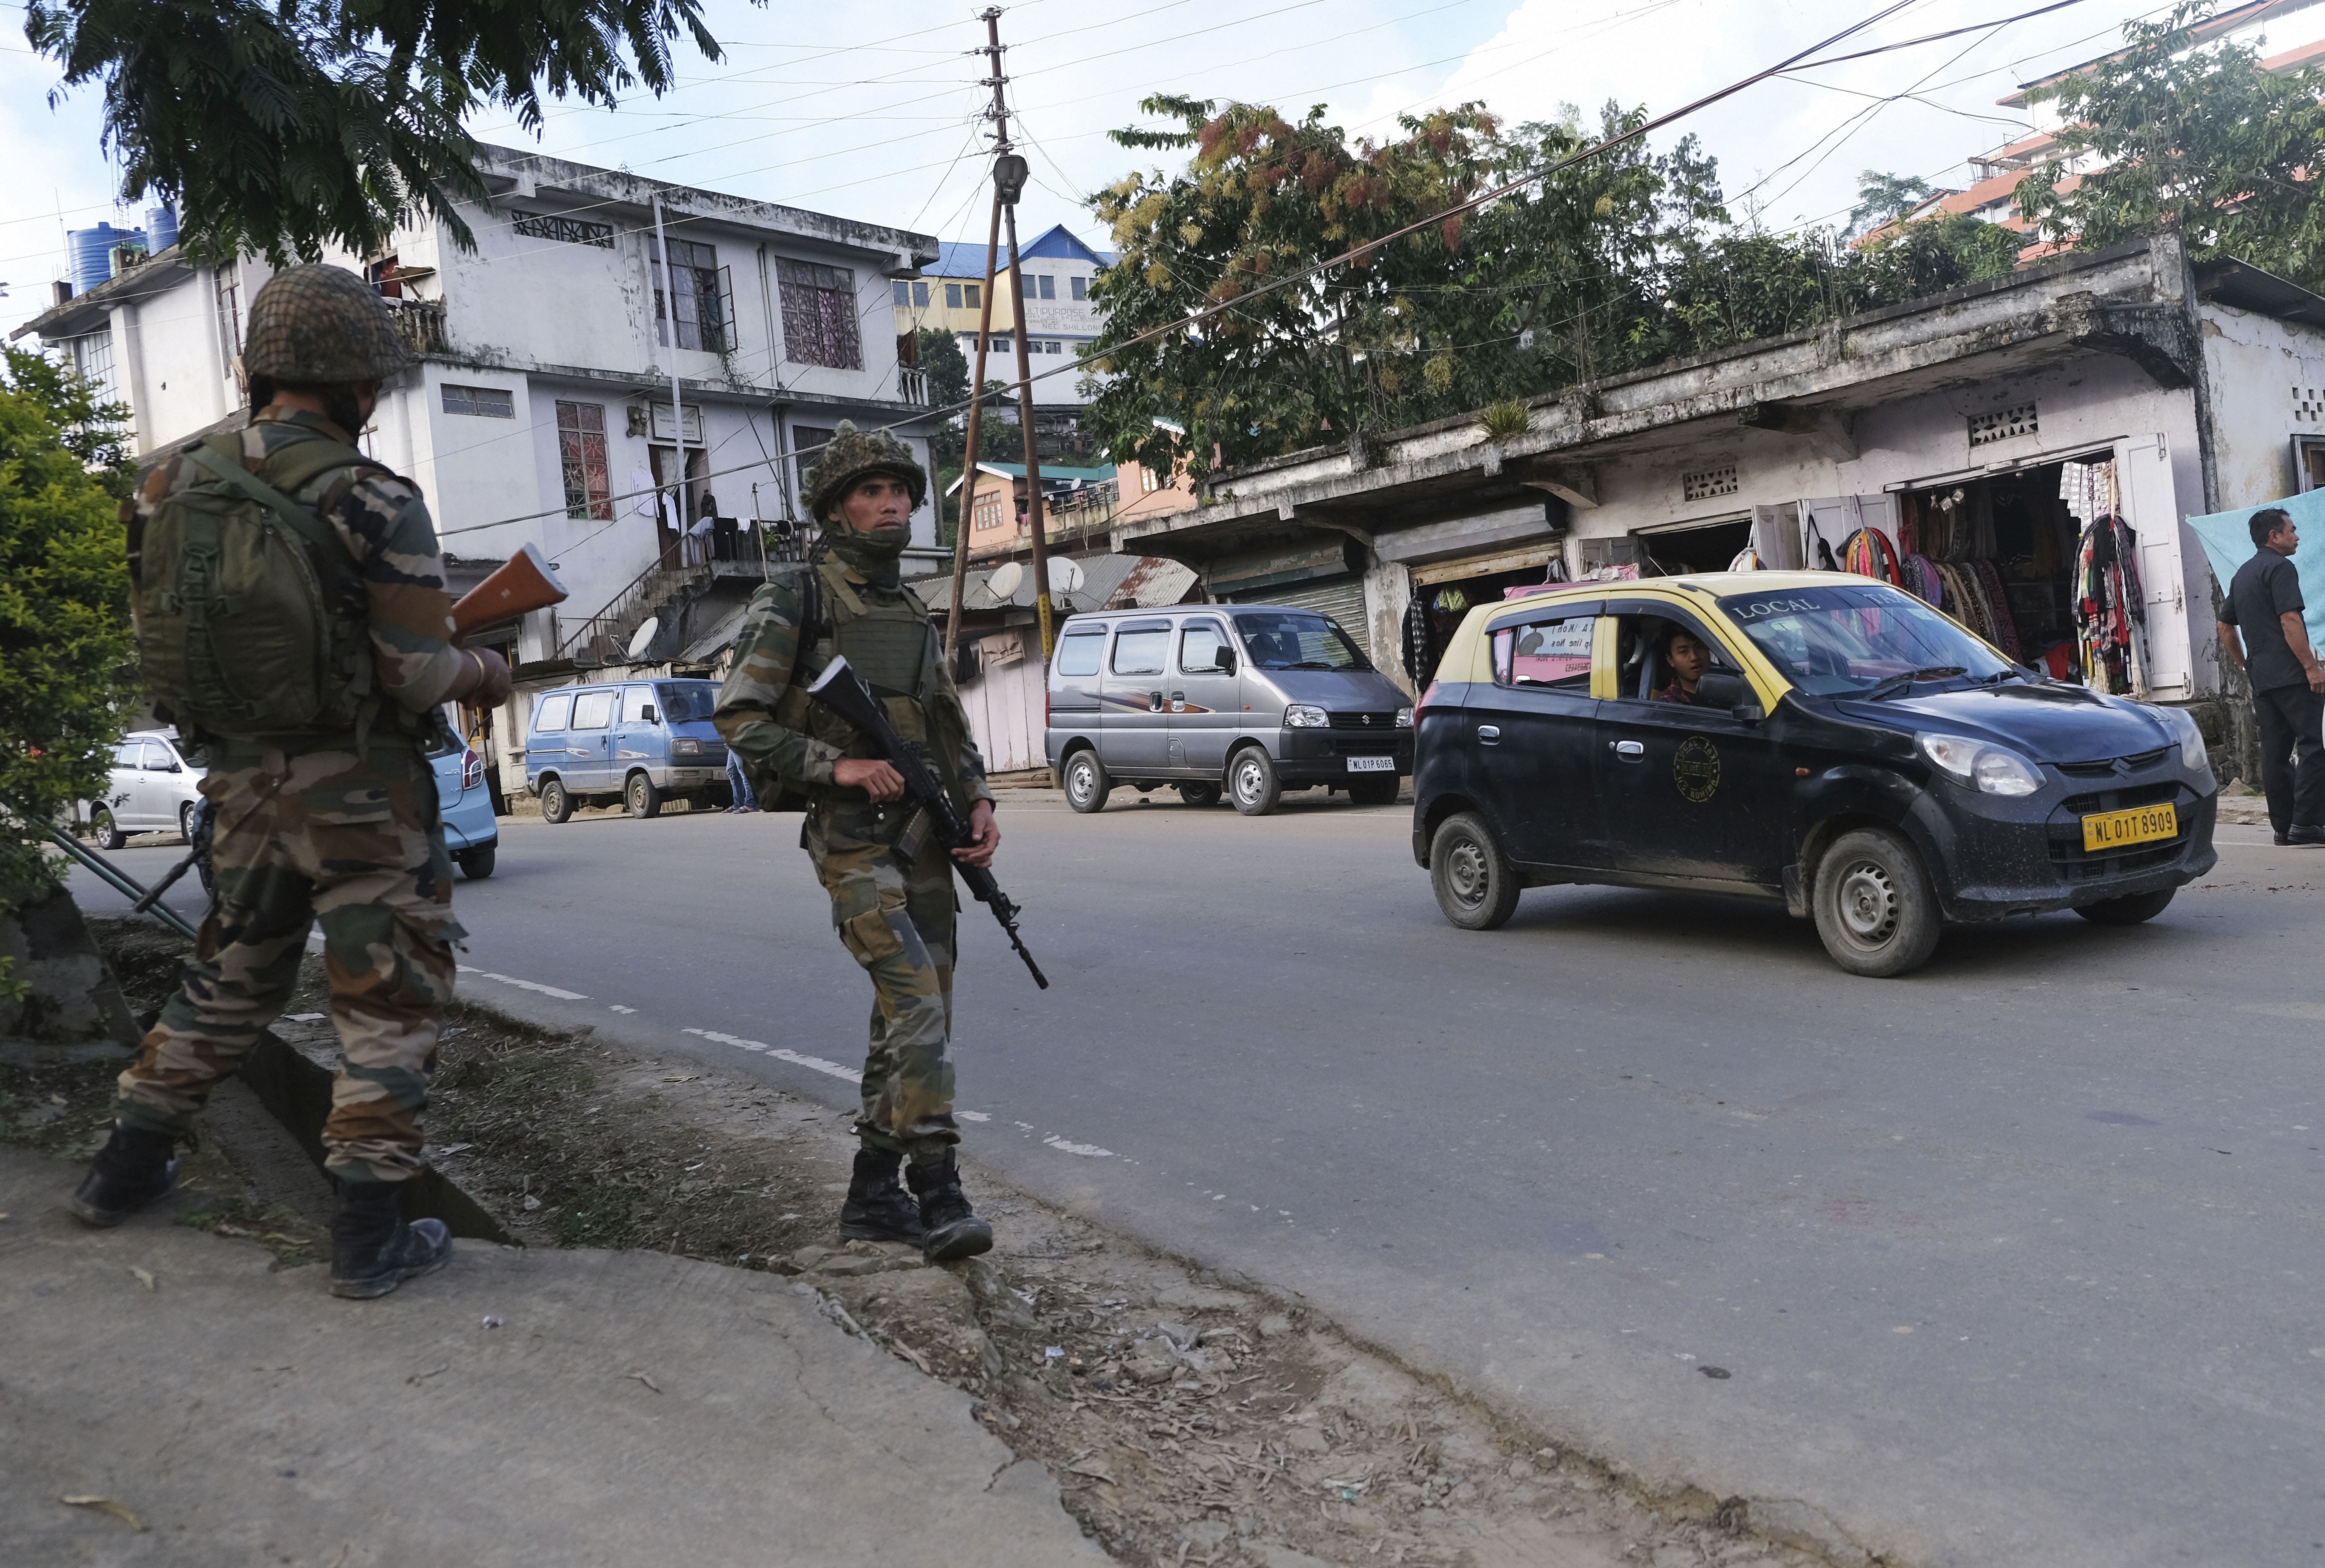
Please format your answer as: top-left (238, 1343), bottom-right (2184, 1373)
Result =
top-left (1207, 536), bottom-right (1371, 630)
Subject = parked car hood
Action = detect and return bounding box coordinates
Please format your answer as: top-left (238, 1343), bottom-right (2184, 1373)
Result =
top-left (1835, 680), bottom-right (2173, 763)
top-left (1250, 668), bottom-right (1410, 708)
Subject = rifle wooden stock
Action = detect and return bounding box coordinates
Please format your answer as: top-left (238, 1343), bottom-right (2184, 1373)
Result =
top-left (450, 542), bottom-right (568, 644)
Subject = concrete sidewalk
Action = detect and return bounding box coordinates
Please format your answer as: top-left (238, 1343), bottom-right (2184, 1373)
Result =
top-left (1, 1147), bottom-right (1107, 1568)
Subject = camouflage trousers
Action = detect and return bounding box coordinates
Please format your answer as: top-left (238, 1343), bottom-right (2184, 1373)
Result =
top-left (114, 740), bottom-right (464, 1182)
top-left (808, 810), bottom-right (959, 1165)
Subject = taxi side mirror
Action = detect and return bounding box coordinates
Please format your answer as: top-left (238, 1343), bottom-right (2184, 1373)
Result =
top-left (1697, 669), bottom-right (1761, 722)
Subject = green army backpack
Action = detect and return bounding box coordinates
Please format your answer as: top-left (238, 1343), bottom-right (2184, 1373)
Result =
top-left (132, 432), bottom-right (381, 737)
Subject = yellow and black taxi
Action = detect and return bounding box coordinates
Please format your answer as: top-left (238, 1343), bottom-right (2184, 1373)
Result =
top-left (1410, 572), bottom-right (2219, 976)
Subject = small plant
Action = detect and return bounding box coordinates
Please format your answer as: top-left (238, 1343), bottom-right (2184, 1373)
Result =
top-left (1477, 399), bottom-right (1531, 442)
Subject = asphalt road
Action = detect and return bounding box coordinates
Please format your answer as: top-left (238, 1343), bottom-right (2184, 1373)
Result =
top-left (73, 792), bottom-right (2325, 1568)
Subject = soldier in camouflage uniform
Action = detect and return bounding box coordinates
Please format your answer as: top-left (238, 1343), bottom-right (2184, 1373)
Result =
top-left (714, 423), bottom-right (1001, 1262)
top-left (72, 266), bottom-right (514, 1300)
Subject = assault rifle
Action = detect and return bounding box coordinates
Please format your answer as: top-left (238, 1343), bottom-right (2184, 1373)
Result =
top-left (806, 656), bottom-right (1049, 991)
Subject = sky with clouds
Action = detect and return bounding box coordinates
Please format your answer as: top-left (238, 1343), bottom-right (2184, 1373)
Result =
top-left (0, 0), bottom-right (2248, 336)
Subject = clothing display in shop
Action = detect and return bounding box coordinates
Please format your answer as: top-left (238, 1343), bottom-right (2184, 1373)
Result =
top-left (1842, 527), bottom-right (1901, 585)
top-left (1401, 593), bottom-right (1436, 686)
top-left (2074, 514), bottom-right (2145, 694)
top-left (1899, 486), bottom-right (2025, 660)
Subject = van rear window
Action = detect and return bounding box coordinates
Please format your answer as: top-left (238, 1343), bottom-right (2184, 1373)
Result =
top-left (1056, 630), bottom-right (1105, 678)
top-left (533, 693), bottom-right (572, 731)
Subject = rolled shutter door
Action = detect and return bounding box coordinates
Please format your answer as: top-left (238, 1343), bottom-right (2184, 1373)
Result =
top-left (1241, 575), bottom-right (1371, 657)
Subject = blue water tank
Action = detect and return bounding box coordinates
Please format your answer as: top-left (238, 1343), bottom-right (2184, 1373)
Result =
top-left (144, 205), bottom-right (178, 253)
top-left (67, 223), bottom-right (145, 295)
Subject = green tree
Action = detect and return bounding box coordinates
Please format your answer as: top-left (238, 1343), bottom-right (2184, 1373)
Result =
top-left (25, 0), bottom-right (725, 264)
top-left (1848, 170), bottom-right (1935, 237)
top-left (918, 326), bottom-right (969, 411)
top-left (0, 347), bottom-right (140, 973)
top-left (2016, 2), bottom-right (2325, 291)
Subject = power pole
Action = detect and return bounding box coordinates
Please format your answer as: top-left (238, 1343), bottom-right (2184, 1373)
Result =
top-left (651, 192), bottom-right (685, 566)
top-left (948, 7), bottom-right (1055, 662)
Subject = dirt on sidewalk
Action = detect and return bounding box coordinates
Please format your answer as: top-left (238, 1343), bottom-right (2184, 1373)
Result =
top-left (25, 917), bottom-right (1862, 1568)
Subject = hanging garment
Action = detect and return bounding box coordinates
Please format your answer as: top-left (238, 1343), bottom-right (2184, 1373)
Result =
top-left (1842, 527), bottom-right (1901, 585)
top-left (1402, 593), bottom-right (1437, 687)
top-left (1807, 517), bottom-right (1838, 571)
top-left (2072, 515), bottom-right (2145, 694)
top-left (1902, 554), bottom-right (1944, 606)
top-left (1971, 558), bottom-right (2022, 659)
top-left (1728, 548), bottom-right (1765, 571)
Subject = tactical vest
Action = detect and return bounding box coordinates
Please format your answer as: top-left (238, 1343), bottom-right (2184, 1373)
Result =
top-left (767, 558), bottom-right (971, 814)
top-left (131, 431), bottom-right (389, 744)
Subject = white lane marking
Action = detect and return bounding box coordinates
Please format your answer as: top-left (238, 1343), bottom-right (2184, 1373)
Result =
top-left (958, 1110), bottom-right (992, 1122)
top-left (683, 1027), bottom-right (862, 1084)
top-left (456, 965), bottom-right (588, 1001)
top-left (608, 1005), bottom-right (637, 1014)
top-left (1043, 1134), bottom-right (1114, 1158)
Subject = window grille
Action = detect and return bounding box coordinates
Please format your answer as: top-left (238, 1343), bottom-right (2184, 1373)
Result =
top-left (2294, 385), bottom-right (2322, 426)
top-left (1968, 403), bottom-right (2038, 446)
top-left (778, 260), bottom-right (863, 369)
top-left (556, 401), bottom-right (612, 520)
top-left (513, 212), bottom-right (615, 248)
top-left (443, 384), bottom-right (515, 418)
top-left (1681, 464), bottom-right (1739, 502)
top-left (792, 425), bottom-right (837, 496)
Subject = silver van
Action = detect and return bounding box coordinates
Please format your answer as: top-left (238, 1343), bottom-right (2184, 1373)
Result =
top-left (1045, 604), bottom-right (1413, 816)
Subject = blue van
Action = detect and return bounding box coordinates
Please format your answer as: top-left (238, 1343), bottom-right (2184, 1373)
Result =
top-left (524, 679), bottom-right (728, 822)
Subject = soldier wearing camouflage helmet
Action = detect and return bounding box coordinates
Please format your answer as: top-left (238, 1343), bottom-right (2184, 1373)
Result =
top-left (74, 264), bottom-right (514, 1300)
top-left (714, 421), bottom-right (1001, 1261)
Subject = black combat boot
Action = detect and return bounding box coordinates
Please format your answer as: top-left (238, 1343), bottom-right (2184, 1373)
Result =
top-left (840, 1144), bottom-right (925, 1245)
top-left (905, 1149), bottom-right (993, 1262)
top-left (329, 1180), bottom-right (451, 1300)
top-left (68, 1124), bottom-right (179, 1228)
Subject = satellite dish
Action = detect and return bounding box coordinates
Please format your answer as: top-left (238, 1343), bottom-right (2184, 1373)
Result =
top-left (1050, 557), bottom-right (1086, 594)
top-left (987, 560), bottom-right (1024, 600)
top-left (626, 616), bottom-right (660, 660)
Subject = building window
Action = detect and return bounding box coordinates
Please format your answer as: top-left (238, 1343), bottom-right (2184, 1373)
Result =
top-left (945, 282), bottom-right (962, 309)
top-left (513, 211), bottom-right (615, 248)
top-left (965, 283), bottom-right (981, 308)
top-left (443, 383), bottom-right (515, 418)
top-left (892, 280), bottom-right (909, 307)
top-left (556, 401), bottom-right (612, 521)
top-left (655, 237), bottom-right (733, 354)
top-left (990, 333), bottom-right (1012, 354)
top-left (913, 280), bottom-right (930, 306)
top-left (1047, 340), bottom-right (1063, 355)
top-left (778, 259), bottom-right (863, 370)
top-left (1036, 273), bottom-right (1055, 300)
top-left (1070, 275), bottom-right (1088, 301)
top-left (792, 425), bottom-right (836, 500)
top-left (974, 490), bottom-right (1004, 531)
top-left (216, 272), bottom-right (241, 379)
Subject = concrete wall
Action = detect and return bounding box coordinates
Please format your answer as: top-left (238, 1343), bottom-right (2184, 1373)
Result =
top-left (2201, 300), bottom-right (2325, 508)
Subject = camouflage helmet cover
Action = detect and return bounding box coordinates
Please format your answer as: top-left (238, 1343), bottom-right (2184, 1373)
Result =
top-left (240, 264), bottom-right (411, 384)
top-left (803, 420), bottom-right (927, 519)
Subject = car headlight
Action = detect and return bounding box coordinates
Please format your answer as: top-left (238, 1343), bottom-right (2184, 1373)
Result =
top-left (671, 738), bottom-right (705, 757)
top-left (1918, 732), bottom-right (2043, 797)
top-left (1284, 704), bottom-right (1329, 728)
top-left (1394, 706), bottom-right (1414, 729)
top-left (2152, 704), bottom-right (2210, 776)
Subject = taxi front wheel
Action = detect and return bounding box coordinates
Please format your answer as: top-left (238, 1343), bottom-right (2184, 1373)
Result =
top-left (1811, 828), bottom-right (1941, 977)
top-left (1431, 812), bottom-right (1521, 931)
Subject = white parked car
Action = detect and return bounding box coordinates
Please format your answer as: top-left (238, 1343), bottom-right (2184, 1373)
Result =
top-left (83, 730), bottom-right (207, 849)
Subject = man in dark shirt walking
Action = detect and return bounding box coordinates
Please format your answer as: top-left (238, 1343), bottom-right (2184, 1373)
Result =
top-left (2218, 506), bottom-right (2325, 844)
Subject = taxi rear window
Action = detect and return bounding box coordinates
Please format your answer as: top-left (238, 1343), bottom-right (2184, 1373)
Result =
top-left (1491, 614), bottom-right (1596, 689)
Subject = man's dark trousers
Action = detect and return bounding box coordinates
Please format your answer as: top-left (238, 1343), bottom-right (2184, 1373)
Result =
top-left (2254, 682), bottom-right (2325, 836)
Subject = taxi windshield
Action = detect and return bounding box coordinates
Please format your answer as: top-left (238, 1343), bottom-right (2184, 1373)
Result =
top-left (1235, 612), bottom-right (1371, 671)
top-left (1717, 583), bottom-right (2017, 696)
